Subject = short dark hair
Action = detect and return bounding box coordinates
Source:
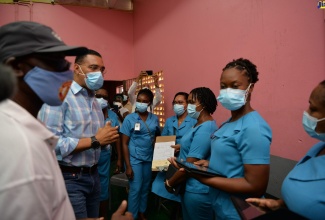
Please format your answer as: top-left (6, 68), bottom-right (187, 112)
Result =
top-left (114, 93), bottom-right (123, 101)
top-left (75, 49), bottom-right (102, 64)
top-left (190, 87), bottom-right (217, 114)
top-left (137, 88), bottom-right (154, 105)
top-left (223, 58), bottom-right (259, 83)
top-left (173, 92), bottom-right (189, 104)
top-left (319, 80), bottom-right (325, 107)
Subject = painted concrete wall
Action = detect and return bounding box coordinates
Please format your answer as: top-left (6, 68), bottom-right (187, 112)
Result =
top-left (1, 1), bottom-right (324, 160)
top-left (133, 0), bottom-right (325, 160)
top-left (0, 3), bottom-right (134, 81)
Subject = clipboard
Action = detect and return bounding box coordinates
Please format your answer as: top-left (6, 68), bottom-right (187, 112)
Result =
top-left (152, 136), bottom-right (176, 171)
top-left (175, 159), bottom-right (226, 177)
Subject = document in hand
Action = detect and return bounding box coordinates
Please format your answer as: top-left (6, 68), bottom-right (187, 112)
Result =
top-left (152, 136), bottom-right (176, 171)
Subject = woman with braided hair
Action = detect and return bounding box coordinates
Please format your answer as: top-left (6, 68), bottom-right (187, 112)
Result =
top-left (170, 58), bottom-right (272, 219)
top-left (165, 87), bottom-right (218, 220)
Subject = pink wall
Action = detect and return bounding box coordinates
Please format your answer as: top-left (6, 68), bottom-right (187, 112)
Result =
top-left (1, 1), bottom-right (324, 160)
top-left (0, 3), bottom-right (134, 81)
top-left (133, 0), bottom-right (325, 160)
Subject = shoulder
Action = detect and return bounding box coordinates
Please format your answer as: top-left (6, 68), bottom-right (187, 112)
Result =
top-left (241, 111), bottom-right (271, 130)
top-left (166, 115), bottom-right (177, 123)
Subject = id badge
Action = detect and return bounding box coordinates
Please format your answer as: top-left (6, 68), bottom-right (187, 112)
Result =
top-left (134, 123), bottom-right (141, 131)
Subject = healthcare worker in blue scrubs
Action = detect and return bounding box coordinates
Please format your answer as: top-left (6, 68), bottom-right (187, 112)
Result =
top-left (247, 80), bottom-right (325, 220)
top-left (96, 88), bottom-right (121, 220)
top-left (151, 92), bottom-right (196, 205)
top-left (186, 58), bottom-right (272, 219)
top-left (165, 87), bottom-right (218, 220)
top-left (120, 88), bottom-right (161, 220)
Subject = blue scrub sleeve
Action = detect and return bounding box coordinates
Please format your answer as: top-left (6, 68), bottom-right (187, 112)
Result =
top-left (237, 125), bottom-right (271, 164)
top-left (187, 130), bottom-right (212, 159)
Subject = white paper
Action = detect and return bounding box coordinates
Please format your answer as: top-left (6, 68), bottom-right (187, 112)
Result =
top-left (152, 141), bottom-right (175, 171)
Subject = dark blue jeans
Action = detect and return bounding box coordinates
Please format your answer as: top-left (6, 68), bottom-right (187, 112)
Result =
top-left (62, 170), bottom-right (101, 218)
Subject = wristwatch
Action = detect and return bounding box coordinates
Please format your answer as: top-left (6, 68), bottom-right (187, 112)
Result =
top-left (90, 136), bottom-right (101, 149)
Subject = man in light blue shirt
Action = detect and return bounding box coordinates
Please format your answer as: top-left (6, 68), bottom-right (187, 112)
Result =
top-left (38, 49), bottom-right (119, 219)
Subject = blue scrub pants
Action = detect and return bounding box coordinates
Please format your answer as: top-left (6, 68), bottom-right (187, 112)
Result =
top-left (128, 157), bottom-right (152, 218)
top-left (181, 190), bottom-right (213, 220)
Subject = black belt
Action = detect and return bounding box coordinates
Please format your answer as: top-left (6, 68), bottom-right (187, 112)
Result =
top-left (59, 164), bottom-right (98, 174)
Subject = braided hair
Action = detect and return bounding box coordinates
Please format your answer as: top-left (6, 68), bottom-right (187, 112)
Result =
top-left (190, 87), bottom-right (217, 114)
top-left (223, 58), bottom-right (259, 83)
top-left (137, 88), bottom-right (154, 106)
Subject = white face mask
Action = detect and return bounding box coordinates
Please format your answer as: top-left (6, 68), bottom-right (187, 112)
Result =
top-left (302, 111), bottom-right (325, 141)
top-left (113, 101), bottom-right (122, 108)
top-left (217, 83), bottom-right (252, 111)
top-left (96, 98), bottom-right (108, 109)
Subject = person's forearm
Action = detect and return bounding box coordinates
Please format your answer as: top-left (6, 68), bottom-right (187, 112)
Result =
top-left (167, 169), bottom-right (187, 186)
top-left (122, 143), bottom-right (131, 168)
top-left (72, 137), bottom-right (92, 154)
top-left (193, 174), bottom-right (265, 197)
top-left (116, 137), bottom-right (123, 162)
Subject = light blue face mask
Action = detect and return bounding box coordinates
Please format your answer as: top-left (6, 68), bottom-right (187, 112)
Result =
top-left (187, 103), bottom-right (202, 119)
top-left (123, 95), bottom-right (128, 101)
top-left (302, 111), bottom-right (325, 141)
top-left (173, 104), bottom-right (185, 116)
top-left (78, 65), bottom-right (104, 91)
top-left (96, 98), bottom-right (108, 109)
top-left (217, 83), bottom-right (252, 111)
top-left (24, 66), bottom-right (73, 106)
top-left (136, 102), bottom-right (148, 113)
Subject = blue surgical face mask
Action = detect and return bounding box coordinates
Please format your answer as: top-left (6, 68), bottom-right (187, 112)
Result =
top-left (173, 104), bottom-right (185, 116)
top-left (96, 98), bottom-right (108, 109)
top-left (302, 111), bottom-right (325, 141)
top-left (136, 102), bottom-right (148, 113)
top-left (187, 103), bottom-right (202, 119)
top-left (78, 65), bottom-right (104, 91)
top-left (217, 83), bottom-right (252, 111)
top-left (123, 95), bottom-right (128, 101)
top-left (24, 66), bottom-right (73, 106)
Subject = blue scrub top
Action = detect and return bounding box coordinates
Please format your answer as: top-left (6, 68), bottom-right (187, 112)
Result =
top-left (120, 112), bottom-right (160, 161)
top-left (179, 120), bottom-right (218, 193)
top-left (209, 111), bottom-right (271, 177)
top-left (105, 108), bottom-right (120, 128)
top-left (281, 142), bottom-right (325, 219)
top-left (162, 115), bottom-right (197, 144)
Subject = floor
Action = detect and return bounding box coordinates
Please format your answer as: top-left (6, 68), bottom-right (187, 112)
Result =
top-left (107, 160), bottom-right (182, 220)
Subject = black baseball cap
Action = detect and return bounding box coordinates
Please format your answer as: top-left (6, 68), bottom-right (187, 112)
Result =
top-left (0, 21), bottom-right (88, 63)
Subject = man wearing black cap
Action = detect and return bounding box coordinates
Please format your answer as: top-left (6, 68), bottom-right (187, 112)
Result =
top-left (0, 21), bottom-right (132, 220)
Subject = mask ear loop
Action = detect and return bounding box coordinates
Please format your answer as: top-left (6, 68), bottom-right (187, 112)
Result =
top-left (244, 83), bottom-right (253, 102)
top-left (77, 64), bottom-right (87, 77)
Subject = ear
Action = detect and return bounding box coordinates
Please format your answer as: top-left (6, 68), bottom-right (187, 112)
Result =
top-left (4, 57), bottom-right (25, 77)
top-left (74, 63), bottom-right (81, 74)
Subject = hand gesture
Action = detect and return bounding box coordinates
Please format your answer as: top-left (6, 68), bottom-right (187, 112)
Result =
top-left (125, 166), bottom-right (134, 180)
top-left (193, 159), bottom-right (209, 167)
top-left (171, 144), bottom-right (180, 153)
top-left (136, 71), bottom-right (147, 83)
top-left (245, 198), bottom-right (284, 212)
top-left (111, 200), bottom-right (134, 220)
top-left (95, 121), bottom-right (119, 145)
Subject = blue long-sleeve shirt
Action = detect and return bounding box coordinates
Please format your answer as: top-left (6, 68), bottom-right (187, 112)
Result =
top-left (38, 81), bottom-right (104, 167)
